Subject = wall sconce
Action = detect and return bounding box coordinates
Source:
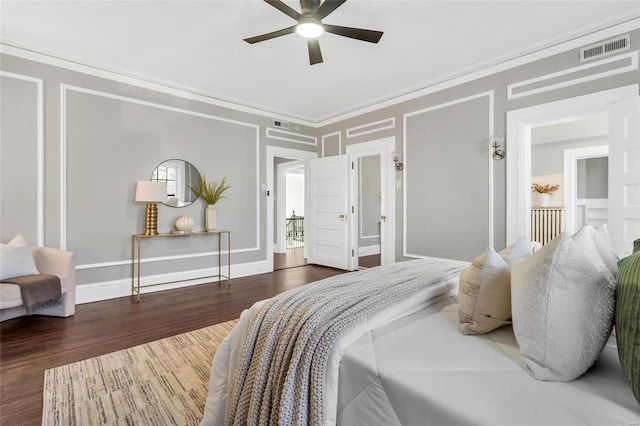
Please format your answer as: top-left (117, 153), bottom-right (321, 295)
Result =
top-left (490, 135), bottom-right (506, 161)
top-left (391, 151), bottom-right (404, 170)
top-left (135, 181), bottom-right (167, 236)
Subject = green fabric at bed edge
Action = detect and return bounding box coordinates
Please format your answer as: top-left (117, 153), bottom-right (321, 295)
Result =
top-left (615, 238), bottom-right (640, 406)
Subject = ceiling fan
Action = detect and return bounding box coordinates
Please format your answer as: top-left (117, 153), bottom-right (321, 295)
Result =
top-left (244, 0), bottom-right (384, 65)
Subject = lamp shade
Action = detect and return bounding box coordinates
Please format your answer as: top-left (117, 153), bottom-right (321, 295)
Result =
top-left (135, 181), bottom-right (167, 202)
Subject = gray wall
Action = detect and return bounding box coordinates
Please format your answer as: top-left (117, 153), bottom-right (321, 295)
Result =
top-left (1, 74), bottom-right (39, 246)
top-left (359, 155), bottom-right (380, 249)
top-left (578, 157), bottom-right (609, 198)
top-left (317, 28), bottom-right (640, 260)
top-left (531, 137), bottom-right (608, 175)
top-left (0, 53), bottom-right (316, 297)
top-left (2, 25), bottom-right (639, 293)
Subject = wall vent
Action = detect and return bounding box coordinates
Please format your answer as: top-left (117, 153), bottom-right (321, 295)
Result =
top-left (580, 34), bottom-right (630, 62)
top-left (273, 119), bottom-right (290, 130)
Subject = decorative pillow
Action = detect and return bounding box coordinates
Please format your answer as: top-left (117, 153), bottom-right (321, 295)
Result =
top-left (511, 231), bottom-right (615, 381)
top-left (573, 224), bottom-right (618, 278)
top-left (458, 238), bottom-right (532, 335)
top-left (498, 237), bottom-right (531, 265)
top-left (0, 234), bottom-right (39, 281)
top-left (595, 224), bottom-right (619, 277)
top-left (529, 241), bottom-right (543, 253)
top-left (615, 238), bottom-right (640, 405)
top-left (458, 245), bottom-right (524, 335)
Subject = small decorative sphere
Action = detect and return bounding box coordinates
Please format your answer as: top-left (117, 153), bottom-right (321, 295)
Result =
top-left (175, 214), bottom-right (194, 232)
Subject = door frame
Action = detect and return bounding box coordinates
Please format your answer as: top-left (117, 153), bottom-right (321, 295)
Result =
top-left (346, 137), bottom-right (396, 266)
top-left (563, 145), bottom-right (609, 233)
top-left (505, 84), bottom-right (638, 245)
top-left (275, 160), bottom-right (305, 254)
top-left (266, 146), bottom-right (317, 272)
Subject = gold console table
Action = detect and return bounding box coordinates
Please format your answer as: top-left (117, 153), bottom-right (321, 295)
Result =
top-left (131, 230), bottom-right (230, 302)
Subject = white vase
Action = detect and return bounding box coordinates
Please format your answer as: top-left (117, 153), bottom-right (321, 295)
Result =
top-left (537, 193), bottom-right (550, 208)
top-left (205, 204), bottom-right (217, 231)
top-left (175, 214), bottom-right (194, 233)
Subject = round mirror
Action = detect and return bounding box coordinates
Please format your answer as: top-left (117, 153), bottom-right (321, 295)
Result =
top-left (151, 159), bottom-right (201, 207)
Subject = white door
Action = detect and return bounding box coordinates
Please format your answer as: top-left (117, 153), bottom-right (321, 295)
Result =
top-left (609, 96), bottom-right (640, 257)
top-left (305, 155), bottom-right (352, 270)
top-left (346, 137), bottom-right (396, 267)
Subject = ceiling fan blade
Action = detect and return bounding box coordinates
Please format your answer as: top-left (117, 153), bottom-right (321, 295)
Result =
top-left (264, 0), bottom-right (303, 21)
top-left (244, 25), bottom-right (297, 44)
top-left (323, 24), bottom-right (383, 43)
top-left (308, 39), bottom-right (323, 65)
top-left (313, 0), bottom-right (347, 20)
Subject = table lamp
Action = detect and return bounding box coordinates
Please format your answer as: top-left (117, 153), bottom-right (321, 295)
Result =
top-left (135, 181), bottom-right (167, 236)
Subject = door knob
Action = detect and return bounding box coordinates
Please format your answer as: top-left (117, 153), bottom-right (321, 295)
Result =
top-left (381, 215), bottom-right (387, 221)
top-left (339, 214), bottom-right (346, 221)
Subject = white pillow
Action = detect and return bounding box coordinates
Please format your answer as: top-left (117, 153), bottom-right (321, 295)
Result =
top-left (511, 231), bottom-right (615, 381)
top-left (499, 237), bottom-right (531, 265)
top-left (0, 235), bottom-right (39, 280)
top-left (592, 224), bottom-right (618, 277)
top-left (458, 246), bottom-right (512, 335)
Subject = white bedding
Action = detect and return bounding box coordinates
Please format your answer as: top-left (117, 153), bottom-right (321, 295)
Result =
top-left (200, 261), bottom-right (639, 426)
top-left (201, 259), bottom-right (466, 425)
top-left (337, 297), bottom-right (640, 425)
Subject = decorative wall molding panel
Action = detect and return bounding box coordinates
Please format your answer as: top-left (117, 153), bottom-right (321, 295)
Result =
top-left (508, 51), bottom-right (638, 100)
top-left (346, 117), bottom-right (396, 138)
top-left (2, 20), bottom-right (637, 127)
top-left (75, 246), bottom-right (258, 270)
top-left (403, 91), bottom-right (495, 259)
top-left (317, 21), bottom-right (640, 127)
top-left (0, 44), bottom-right (317, 127)
top-left (0, 71), bottom-right (44, 246)
top-left (60, 84), bottom-right (261, 269)
top-left (266, 127), bottom-right (317, 145)
top-left (321, 131), bottom-right (341, 157)
top-left (76, 259), bottom-right (270, 303)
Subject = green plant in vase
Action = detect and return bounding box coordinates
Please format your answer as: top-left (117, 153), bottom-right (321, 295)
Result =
top-left (190, 176), bottom-right (231, 231)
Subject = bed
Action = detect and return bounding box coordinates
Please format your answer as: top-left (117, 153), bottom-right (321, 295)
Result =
top-left (200, 247), bottom-right (639, 425)
top-left (336, 298), bottom-right (638, 425)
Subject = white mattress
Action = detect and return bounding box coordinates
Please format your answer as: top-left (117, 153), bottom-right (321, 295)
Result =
top-left (336, 297), bottom-right (640, 425)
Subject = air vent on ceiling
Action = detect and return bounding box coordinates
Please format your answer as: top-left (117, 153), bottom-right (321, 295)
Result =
top-left (273, 119), bottom-right (290, 130)
top-left (580, 34), bottom-right (630, 62)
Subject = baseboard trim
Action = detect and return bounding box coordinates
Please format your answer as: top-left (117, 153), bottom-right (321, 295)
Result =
top-left (359, 245), bottom-right (381, 256)
top-left (76, 260), bottom-right (270, 304)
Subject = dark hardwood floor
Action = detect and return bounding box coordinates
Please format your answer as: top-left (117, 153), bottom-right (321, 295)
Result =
top-left (359, 254), bottom-right (381, 268)
top-left (274, 247), bottom-right (307, 270)
top-left (0, 265), bottom-right (344, 426)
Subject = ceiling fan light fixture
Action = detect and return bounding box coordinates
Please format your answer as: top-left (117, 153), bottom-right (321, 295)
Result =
top-left (296, 19), bottom-right (324, 39)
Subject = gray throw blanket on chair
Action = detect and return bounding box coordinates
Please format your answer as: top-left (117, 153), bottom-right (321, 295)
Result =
top-left (225, 258), bottom-right (468, 426)
top-left (4, 274), bottom-right (62, 314)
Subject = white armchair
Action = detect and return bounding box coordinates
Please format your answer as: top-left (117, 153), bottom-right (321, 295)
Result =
top-left (0, 247), bottom-right (76, 322)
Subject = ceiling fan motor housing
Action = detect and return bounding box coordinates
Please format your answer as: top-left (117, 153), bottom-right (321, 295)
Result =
top-left (300, 0), bottom-right (322, 16)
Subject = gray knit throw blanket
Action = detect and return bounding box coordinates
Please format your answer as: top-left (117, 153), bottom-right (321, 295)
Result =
top-left (225, 258), bottom-right (468, 426)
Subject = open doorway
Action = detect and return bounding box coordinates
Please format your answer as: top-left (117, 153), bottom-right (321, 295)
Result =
top-left (356, 154), bottom-right (382, 268)
top-left (346, 137), bottom-right (396, 269)
top-left (274, 161), bottom-right (307, 270)
top-left (266, 146), bottom-right (317, 273)
top-left (529, 114), bottom-right (609, 244)
top-left (506, 84), bottom-right (638, 256)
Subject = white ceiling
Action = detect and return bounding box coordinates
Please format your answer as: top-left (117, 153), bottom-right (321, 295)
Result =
top-left (531, 113), bottom-right (609, 146)
top-left (1, 1), bottom-right (639, 124)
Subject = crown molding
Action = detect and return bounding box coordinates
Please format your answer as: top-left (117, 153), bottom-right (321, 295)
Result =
top-left (1, 15), bottom-right (638, 129)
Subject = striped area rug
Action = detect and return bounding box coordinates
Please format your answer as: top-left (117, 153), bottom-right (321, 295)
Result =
top-left (42, 319), bottom-right (237, 425)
